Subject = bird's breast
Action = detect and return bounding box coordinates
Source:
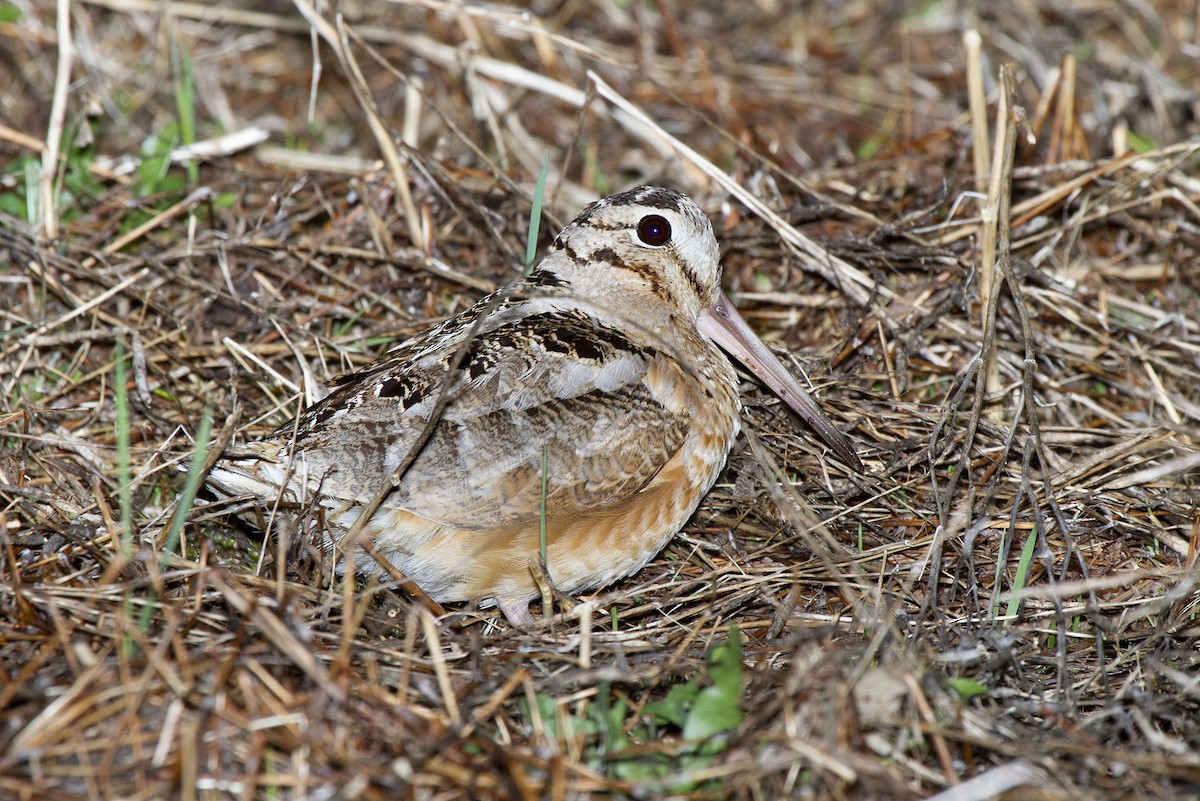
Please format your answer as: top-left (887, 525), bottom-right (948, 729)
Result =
top-left (642, 339), bottom-right (742, 493)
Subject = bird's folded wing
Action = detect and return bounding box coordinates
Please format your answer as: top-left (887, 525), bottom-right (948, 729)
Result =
top-left (233, 306), bottom-right (690, 531)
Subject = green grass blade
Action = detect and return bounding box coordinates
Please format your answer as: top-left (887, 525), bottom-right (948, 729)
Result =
top-left (22, 156), bottom-right (38, 224)
top-left (173, 40), bottom-right (198, 183)
top-left (162, 410), bottom-right (213, 565)
top-left (1005, 528), bottom-right (1039, 618)
top-left (524, 153), bottom-right (550, 271)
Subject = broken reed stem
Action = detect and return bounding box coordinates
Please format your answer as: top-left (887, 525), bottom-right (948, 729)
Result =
top-left (964, 29), bottom-right (989, 193)
top-left (938, 62), bottom-right (1021, 530)
top-left (979, 61), bottom-right (1013, 401)
top-left (1048, 53), bottom-right (1077, 162)
top-left (41, 0), bottom-right (73, 240)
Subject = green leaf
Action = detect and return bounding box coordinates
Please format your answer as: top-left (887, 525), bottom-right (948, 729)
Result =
top-left (137, 124), bottom-right (180, 196)
top-left (682, 632), bottom-right (743, 741)
top-left (644, 680), bottom-right (700, 728)
top-left (945, 677), bottom-right (988, 702)
top-left (1123, 130), bottom-right (1156, 154)
top-left (684, 685), bottom-right (743, 741)
top-left (706, 631), bottom-right (742, 696)
top-left (599, 694), bottom-right (630, 752)
top-left (534, 691), bottom-right (560, 739)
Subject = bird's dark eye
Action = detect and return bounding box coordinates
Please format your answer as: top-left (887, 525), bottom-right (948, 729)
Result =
top-left (636, 215), bottom-right (672, 246)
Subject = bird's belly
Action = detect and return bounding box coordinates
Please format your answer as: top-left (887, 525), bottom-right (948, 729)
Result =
top-left (348, 408), bottom-right (737, 611)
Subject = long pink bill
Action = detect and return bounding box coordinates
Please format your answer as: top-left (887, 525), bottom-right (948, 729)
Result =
top-left (697, 293), bottom-right (863, 472)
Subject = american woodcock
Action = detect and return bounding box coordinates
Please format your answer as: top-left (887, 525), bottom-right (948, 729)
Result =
top-left (208, 186), bottom-right (861, 625)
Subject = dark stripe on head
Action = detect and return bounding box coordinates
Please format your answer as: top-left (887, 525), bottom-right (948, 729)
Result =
top-left (670, 249), bottom-right (708, 303)
top-left (572, 196), bottom-right (610, 227)
top-left (631, 186), bottom-right (685, 213)
top-left (592, 246), bottom-right (671, 302)
top-left (590, 186), bottom-right (684, 215)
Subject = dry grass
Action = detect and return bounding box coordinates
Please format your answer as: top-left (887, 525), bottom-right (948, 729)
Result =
top-left (3, 1), bottom-right (1200, 799)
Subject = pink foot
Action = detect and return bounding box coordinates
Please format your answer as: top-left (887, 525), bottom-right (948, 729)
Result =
top-left (497, 598), bottom-right (535, 626)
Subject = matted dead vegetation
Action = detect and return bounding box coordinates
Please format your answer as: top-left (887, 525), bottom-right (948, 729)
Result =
top-left (2, 1), bottom-right (1199, 799)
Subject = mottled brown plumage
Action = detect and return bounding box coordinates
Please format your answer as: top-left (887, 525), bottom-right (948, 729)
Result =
top-left (208, 186), bottom-right (860, 624)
